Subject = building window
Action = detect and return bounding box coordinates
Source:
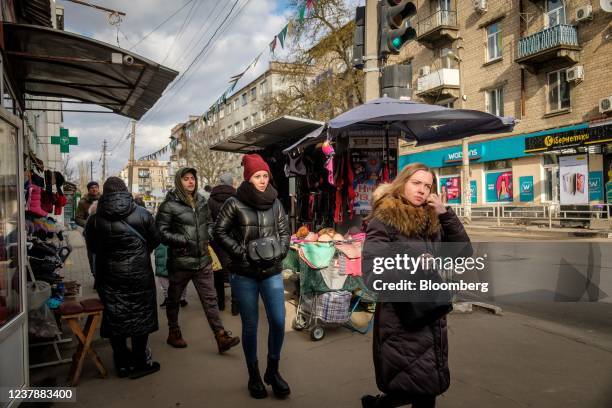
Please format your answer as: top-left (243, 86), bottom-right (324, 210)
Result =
top-left (219, 109), bottom-right (224, 119)
top-left (486, 22), bottom-right (502, 61)
top-left (225, 104), bottom-right (231, 115)
top-left (548, 69), bottom-right (570, 112)
top-left (241, 93), bottom-right (248, 106)
top-left (227, 126), bottom-right (232, 136)
top-left (259, 80), bottom-right (267, 95)
top-left (243, 118), bottom-right (249, 130)
top-left (546, 0), bottom-right (566, 27)
top-left (250, 87), bottom-right (257, 101)
top-left (486, 87), bottom-right (504, 116)
top-left (251, 113), bottom-right (257, 126)
top-left (233, 99), bottom-right (238, 110)
top-left (221, 129), bottom-right (225, 139)
top-left (234, 122), bottom-right (240, 133)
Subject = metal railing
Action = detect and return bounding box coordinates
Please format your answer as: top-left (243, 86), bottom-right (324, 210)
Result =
top-left (417, 10), bottom-right (457, 37)
top-left (517, 24), bottom-right (579, 60)
top-left (449, 203), bottom-right (611, 229)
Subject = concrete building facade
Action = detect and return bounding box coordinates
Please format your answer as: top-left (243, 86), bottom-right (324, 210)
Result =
top-left (394, 0), bottom-right (612, 207)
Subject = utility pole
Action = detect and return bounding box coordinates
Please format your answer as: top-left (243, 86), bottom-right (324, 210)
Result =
top-left (128, 120), bottom-right (136, 193)
top-left (101, 139), bottom-right (107, 185)
top-left (90, 161), bottom-right (93, 181)
top-left (462, 138), bottom-right (472, 223)
top-left (364, 0), bottom-right (380, 102)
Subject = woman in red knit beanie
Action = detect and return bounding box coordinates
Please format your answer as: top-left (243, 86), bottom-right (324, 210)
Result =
top-left (214, 153), bottom-right (291, 399)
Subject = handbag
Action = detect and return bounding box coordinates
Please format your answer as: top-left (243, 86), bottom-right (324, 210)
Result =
top-left (246, 202), bottom-right (282, 264)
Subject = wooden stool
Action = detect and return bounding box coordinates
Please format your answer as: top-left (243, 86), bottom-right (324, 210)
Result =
top-left (59, 298), bottom-right (108, 385)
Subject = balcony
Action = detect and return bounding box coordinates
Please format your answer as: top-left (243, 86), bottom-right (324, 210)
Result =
top-left (516, 24), bottom-right (581, 71)
top-left (416, 68), bottom-right (460, 100)
top-left (416, 10), bottom-right (459, 45)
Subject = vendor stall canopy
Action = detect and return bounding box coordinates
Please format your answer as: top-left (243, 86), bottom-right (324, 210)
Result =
top-left (284, 97), bottom-right (516, 153)
top-left (211, 115), bottom-right (325, 153)
top-left (3, 23), bottom-right (179, 120)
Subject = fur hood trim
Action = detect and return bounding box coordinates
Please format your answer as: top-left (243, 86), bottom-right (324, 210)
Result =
top-left (372, 195), bottom-right (440, 239)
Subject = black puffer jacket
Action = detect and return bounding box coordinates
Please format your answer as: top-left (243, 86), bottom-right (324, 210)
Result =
top-left (84, 191), bottom-right (160, 338)
top-left (156, 190), bottom-right (212, 271)
top-left (208, 185), bottom-right (236, 221)
top-left (213, 196), bottom-right (290, 280)
top-left (364, 196), bottom-right (471, 396)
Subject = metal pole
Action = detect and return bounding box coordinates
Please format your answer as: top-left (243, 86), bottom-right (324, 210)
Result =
top-left (90, 161), bottom-right (93, 181)
top-left (364, 0), bottom-right (380, 102)
top-left (128, 120), bottom-right (136, 193)
top-left (101, 139), bottom-right (107, 185)
top-left (462, 138), bottom-right (471, 223)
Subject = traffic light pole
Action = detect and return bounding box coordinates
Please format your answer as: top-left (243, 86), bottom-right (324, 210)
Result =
top-left (364, 0), bottom-right (380, 102)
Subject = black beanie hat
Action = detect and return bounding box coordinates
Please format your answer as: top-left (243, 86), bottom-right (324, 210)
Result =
top-left (103, 177), bottom-right (128, 194)
top-left (87, 181), bottom-right (99, 190)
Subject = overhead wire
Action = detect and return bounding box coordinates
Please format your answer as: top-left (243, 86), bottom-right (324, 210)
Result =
top-left (128, 0), bottom-right (195, 51)
top-left (161, 0), bottom-right (201, 64)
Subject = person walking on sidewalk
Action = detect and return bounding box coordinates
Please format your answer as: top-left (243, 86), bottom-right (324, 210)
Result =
top-left (156, 167), bottom-right (240, 353)
top-left (361, 163), bottom-right (472, 408)
top-left (154, 243), bottom-right (187, 308)
top-left (208, 173), bottom-right (238, 315)
top-left (84, 177), bottom-right (161, 379)
top-left (77, 181), bottom-right (100, 280)
top-left (214, 154), bottom-right (291, 399)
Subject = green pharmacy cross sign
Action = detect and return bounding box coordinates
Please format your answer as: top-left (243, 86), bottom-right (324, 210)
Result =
top-left (51, 128), bottom-right (78, 153)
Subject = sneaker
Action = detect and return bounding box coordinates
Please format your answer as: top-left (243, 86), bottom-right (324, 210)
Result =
top-left (180, 299), bottom-right (188, 308)
top-left (215, 330), bottom-right (240, 353)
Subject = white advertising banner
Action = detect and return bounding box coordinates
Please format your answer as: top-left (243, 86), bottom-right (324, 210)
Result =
top-left (559, 154), bottom-right (589, 205)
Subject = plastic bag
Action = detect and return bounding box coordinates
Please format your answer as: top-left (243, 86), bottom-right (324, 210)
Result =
top-left (28, 303), bottom-right (60, 338)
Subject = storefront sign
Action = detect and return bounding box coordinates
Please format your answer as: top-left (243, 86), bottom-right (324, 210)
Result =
top-left (470, 180), bottom-right (477, 204)
top-left (524, 123), bottom-right (612, 153)
top-left (439, 176), bottom-right (461, 204)
top-left (588, 171), bottom-right (603, 202)
top-left (486, 171), bottom-right (513, 203)
top-left (559, 155), bottom-right (589, 205)
top-left (443, 146), bottom-right (483, 164)
top-left (519, 176), bottom-right (534, 202)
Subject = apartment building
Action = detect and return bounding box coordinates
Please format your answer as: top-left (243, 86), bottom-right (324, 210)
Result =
top-left (393, 0), bottom-right (612, 206)
top-left (119, 160), bottom-right (171, 208)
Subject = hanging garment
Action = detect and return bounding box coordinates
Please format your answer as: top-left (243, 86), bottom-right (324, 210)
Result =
top-left (334, 153), bottom-right (345, 224)
top-left (54, 193), bottom-right (67, 215)
top-left (320, 258), bottom-right (348, 290)
top-left (335, 241), bottom-right (362, 276)
top-left (26, 185), bottom-right (49, 218)
top-left (346, 155), bottom-right (356, 219)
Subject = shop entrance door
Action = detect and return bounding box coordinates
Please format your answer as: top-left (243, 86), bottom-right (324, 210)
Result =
top-left (543, 165), bottom-right (560, 203)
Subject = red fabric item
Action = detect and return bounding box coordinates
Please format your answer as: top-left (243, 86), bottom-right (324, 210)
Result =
top-left (54, 193), bottom-right (67, 215)
top-left (40, 190), bottom-right (55, 213)
top-left (242, 153), bottom-right (270, 181)
top-left (334, 154), bottom-right (344, 224)
top-left (382, 164), bottom-right (390, 183)
top-left (346, 155), bottom-right (356, 219)
top-left (26, 185), bottom-right (48, 218)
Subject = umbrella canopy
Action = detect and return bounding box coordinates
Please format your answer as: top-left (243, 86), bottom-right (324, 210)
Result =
top-left (328, 97), bottom-right (515, 145)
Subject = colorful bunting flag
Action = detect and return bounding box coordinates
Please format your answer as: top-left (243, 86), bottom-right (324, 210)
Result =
top-left (269, 36), bottom-right (278, 54)
top-left (278, 24), bottom-right (289, 49)
top-left (298, 2), bottom-right (306, 22)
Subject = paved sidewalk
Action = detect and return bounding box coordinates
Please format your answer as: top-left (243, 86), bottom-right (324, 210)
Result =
top-left (29, 231), bottom-right (612, 408)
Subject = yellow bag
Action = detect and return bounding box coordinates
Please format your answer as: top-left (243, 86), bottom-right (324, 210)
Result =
top-left (208, 244), bottom-right (222, 271)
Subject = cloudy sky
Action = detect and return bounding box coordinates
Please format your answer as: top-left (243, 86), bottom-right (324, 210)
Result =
top-left (60, 0), bottom-right (293, 178)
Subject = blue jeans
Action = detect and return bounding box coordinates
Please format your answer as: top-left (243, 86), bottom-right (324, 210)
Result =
top-left (230, 273), bottom-right (285, 364)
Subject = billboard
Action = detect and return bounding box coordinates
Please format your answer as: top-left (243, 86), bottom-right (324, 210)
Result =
top-left (559, 155), bottom-right (589, 205)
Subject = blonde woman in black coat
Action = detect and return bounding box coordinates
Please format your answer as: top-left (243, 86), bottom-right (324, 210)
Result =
top-left (362, 163), bottom-right (472, 408)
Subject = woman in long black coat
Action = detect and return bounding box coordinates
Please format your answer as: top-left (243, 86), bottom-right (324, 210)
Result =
top-left (362, 163), bottom-right (472, 408)
top-left (85, 177), bottom-right (161, 379)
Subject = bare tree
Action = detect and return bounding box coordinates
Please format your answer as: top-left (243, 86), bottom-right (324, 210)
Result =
top-left (187, 129), bottom-right (243, 188)
top-left (77, 161), bottom-right (89, 193)
top-left (263, 0), bottom-right (363, 121)
top-left (61, 154), bottom-right (76, 181)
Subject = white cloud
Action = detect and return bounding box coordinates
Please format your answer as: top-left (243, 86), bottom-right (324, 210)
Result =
top-left (61, 0), bottom-right (287, 177)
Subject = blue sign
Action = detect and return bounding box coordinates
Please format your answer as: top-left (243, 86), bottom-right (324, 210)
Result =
top-left (470, 180), bottom-right (477, 204)
top-left (443, 146), bottom-right (483, 164)
top-left (486, 171), bottom-right (513, 202)
top-left (519, 176), bottom-right (534, 202)
top-left (589, 171), bottom-right (603, 201)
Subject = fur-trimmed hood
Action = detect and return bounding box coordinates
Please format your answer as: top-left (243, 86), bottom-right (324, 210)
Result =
top-left (371, 195), bottom-right (440, 239)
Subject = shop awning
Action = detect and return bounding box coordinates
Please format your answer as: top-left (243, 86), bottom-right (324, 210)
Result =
top-left (210, 115), bottom-right (325, 153)
top-left (3, 23), bottom-right (179, 120)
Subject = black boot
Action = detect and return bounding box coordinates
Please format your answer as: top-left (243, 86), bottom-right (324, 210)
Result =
top-left (247, 360), bottom-right (268, 399)
top-left (263, 357), bottom-right (290, 398)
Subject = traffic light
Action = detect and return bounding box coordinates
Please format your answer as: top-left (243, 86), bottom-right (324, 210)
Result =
top-left (379, 1), bottom-right (416, 57)
top-left (352, 6), bottom-right (365, 69)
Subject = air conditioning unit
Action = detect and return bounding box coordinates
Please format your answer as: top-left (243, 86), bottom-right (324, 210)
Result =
top-left (600, 96), bottom-right (612, 113)
top-left (418, 66), bottom-right (430, 77)
top-left (575, 5), bottom-right (593, 22)
top-left (566, 65), bottom-right (584, 82)
top-left (474, 0), bottom-right (487, 12)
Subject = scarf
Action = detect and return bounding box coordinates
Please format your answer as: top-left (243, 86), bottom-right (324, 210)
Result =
top-left (235, 181), bottom-right (278, 211)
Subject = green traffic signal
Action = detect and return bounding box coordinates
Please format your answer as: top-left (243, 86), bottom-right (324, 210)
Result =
top-left (392, 37), bottom-right (402, 49)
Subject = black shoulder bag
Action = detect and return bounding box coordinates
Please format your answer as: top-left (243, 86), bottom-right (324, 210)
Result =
top-left (247, 202), bottom-right (282, 264)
